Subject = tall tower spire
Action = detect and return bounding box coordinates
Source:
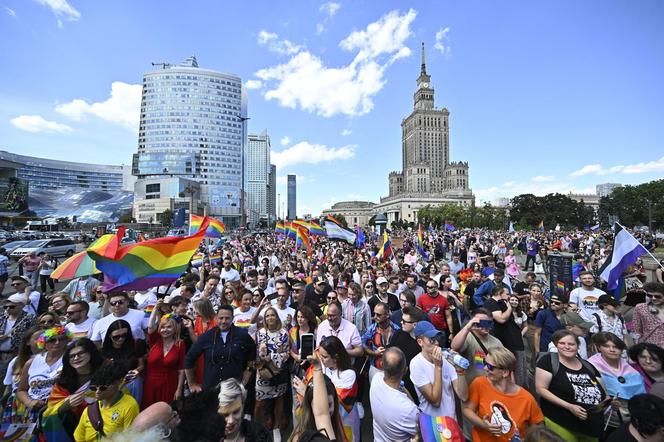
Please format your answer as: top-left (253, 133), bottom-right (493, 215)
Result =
top-left (421, 42), bottom-right (426, 75)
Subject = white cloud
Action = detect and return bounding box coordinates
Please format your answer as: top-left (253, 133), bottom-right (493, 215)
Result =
top-left (316, 23), bottom-right (326, 35)
top-left (271, 141), bottom-right (356, 168)
top-left (570, 164), bottom-right (603, 177)
top-left (341, 129), bottom-right (352, 136)
top-left (55, 81), bottom-right (142, 131)
top-left (257, 29), bottom-right (302, 55)
top-left (280, 136), bottom-right (291, 146)
top-left (320, 2), bottom-right (341, 18)
top-left (503, 181), bottom-right (516, 187)
top-left (253, 9), bottom-right (417, 117)
top-left (321, 197), bottom-right (338, 210)
top-left (346, 193), bottom-right (365, 200)
top-left (10, 115), bottom-right (72, 133)
top-left (476, 181), bottom-right (597, 203)
top-left (434, 26), bottom-right (451, 55)
top-left (34, 0), bottom-right (80, 27)
top-left (532, 175), bottom-right (554, 182)
top-left (5, 7), bottom-right (16, 17)
top-left (244, 79), bottom-right (262, 90)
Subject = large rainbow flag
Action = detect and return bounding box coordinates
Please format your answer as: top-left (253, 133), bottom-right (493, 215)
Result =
top-left (275, 221), bottom-right (285, 235)
top-left (295, 226), bottom-right (311, 256)
top-left (308, 221), bottom-right (327, 236)
top-left (89, 218), bottom-right (209, 291)
top-left (190, 214), bottom-right (225, 237)
top-left (417, 224), bottom-right (429, 261)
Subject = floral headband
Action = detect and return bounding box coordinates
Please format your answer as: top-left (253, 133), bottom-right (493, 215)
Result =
top-left (36, 326), bottom-right (73, 349)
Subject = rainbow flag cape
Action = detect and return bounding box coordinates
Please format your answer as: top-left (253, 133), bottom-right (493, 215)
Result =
top-left (417, 224), bottom-right (429, 260)
top-left (377, 231), bottom-right (393, 261)
top-left (88, 218), bottom-right (208, 291)
top-left (295, 226), bottom-right (311, 256)
top-left (190, 214), bottom-right (225, 237)
top-left (308, 221), bottom-right (327, 236)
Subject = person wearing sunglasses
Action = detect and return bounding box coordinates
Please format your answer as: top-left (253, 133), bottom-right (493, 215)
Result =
top-left (101, 319), bottom-right (146, 405)
top-left (465, 347), bottom-right (543, 442)
top-left (37, 312), bottom-right (61, 330)
top-left (91, 292), bottom-right (147, 346)
top-left (16, 326), bottom-right (71, 421)
top-left (74, 361), bottom-right (140, 441)
top-left (64, 301), bottom-right (97, 340)
top-left (532, 294), bottom-right (567, 357)
top-left (0, 294), bottom-right (34, 382)
top-left (633, 282), bottom-right (664, 347)
top-left (42, 338), bottom-right (103, 439)
top-left (8, 275), bottom-right (41, 316)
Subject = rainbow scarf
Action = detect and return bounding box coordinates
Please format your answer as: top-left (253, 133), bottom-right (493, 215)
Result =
top-left (190, 214), bottom-right (225, 237)
top-left (88, 219), bottom-right (208, 291)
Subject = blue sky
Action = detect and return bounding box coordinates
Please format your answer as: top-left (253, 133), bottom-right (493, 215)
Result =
top-left (1, 0), bottom-right (663, 217)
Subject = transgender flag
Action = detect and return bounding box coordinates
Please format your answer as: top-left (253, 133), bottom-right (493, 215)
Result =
top-left (599, 223), bottom-right (647, 291)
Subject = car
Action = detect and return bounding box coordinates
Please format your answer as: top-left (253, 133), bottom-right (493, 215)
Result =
top-left (10, 238), bottom-right (77, 259)
top-left (120, 237), bottom-right (137, 245)
top-left (1, 240), bottom-right (30, 254)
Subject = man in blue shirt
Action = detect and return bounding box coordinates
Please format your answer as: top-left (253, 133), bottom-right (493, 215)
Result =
top-left (472, 269), bottom-right (512, 308)
top-left (532, 294), bottom-right (566, 353)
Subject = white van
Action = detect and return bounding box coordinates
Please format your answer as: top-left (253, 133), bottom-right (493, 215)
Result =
top-left (10, 238), bottom-right (76, 260)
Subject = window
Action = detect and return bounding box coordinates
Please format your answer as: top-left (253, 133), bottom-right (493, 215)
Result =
top-left (146, 183), bottom-right (160, 193)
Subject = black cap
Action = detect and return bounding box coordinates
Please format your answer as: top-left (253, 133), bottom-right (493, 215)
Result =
top-left (598, 294), bottom-right (618, 307)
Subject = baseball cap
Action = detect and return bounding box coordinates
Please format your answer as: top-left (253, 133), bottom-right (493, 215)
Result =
top-left (549, 294), bottom-right (567, 304)
top-left (10, 275), bottom-right (30, 285)
top-left (314, 276), bottom-right (326, 285)
top-left (414, 321), bottom-right (440, 338)
top-left (3, 294), bottom-right (26, 305)
top-left (376, 277), bottom-right (388, 285)
top-left (559, 312), bottom-right (594, 330)
top-left (597, 294), bottom-right (618, 307)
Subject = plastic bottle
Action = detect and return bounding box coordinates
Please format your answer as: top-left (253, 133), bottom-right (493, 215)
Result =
top-left (442, 349), bottom-right (469, 370)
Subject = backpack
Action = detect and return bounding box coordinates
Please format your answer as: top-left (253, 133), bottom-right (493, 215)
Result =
top-left (538, 352), bottom-right (596, 378)
top-left (591, 313), bottom-right (624, 334)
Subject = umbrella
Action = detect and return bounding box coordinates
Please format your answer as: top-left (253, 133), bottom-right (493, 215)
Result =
top-left (51, 250), bottom-right (100, 280)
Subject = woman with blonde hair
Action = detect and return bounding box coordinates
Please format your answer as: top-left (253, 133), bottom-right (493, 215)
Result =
top-left (142, 301), bottom-right (186, 408)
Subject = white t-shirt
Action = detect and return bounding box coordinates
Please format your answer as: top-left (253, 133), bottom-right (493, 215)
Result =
top-left (66, 317), bottom-right (97, 340)
top-left (410, 353), bottom-right (458, 419)
top-left (569, 286), bottom-right (606, 328)
top-left (133, 291), bottom-right (157, 311)
top-left (370, 371), bottom-right (418, 442)
top-left (0, 318), bottom-right (16, 352)
top-left (3, 356), bottom-right (17, 388)
top-left (322, 366), bottom-right (356, 390)
top-left (268, 304), bottom-right (296, 327)
top-left (21, 290), bottom-right (41, 315)
top-left (91, 309), bottom-right (147, 342)
top-left (220, 267), bottom-right (240, 283)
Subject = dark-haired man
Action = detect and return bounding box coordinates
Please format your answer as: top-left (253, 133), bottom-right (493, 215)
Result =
top-left (92, 292), bottom-right (147, 344)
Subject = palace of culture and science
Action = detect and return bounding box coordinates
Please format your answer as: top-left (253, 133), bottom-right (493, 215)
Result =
top-left (323, 43), bottom-right (475, 226)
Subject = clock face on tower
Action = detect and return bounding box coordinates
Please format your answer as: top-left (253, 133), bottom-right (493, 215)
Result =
top-left (422, 82), bottom-right (429, 88)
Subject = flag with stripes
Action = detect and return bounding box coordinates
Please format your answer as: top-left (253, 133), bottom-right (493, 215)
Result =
top-left (599, 223), bottom-right (648, 291)
top-left (324, 216), bottom-right (356, 244)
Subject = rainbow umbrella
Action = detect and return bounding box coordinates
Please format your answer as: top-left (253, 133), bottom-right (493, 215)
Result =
top-left (51, 250), bottom-right (100, 280)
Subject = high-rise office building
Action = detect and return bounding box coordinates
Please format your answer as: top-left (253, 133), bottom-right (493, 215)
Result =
top-left (268, 164), bottom-right (276, 223)
top-left (132, 55), bottom-right (248, 227)
top-left (247, 130), bottom-right (274, 226)
top-left (287, 174), bottom-right (296, 220)
top-left (596, 183), bottom-right (622, 197)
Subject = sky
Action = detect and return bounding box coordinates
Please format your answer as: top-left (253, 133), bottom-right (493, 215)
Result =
top-left (1, 0), bottom-right (663, 217)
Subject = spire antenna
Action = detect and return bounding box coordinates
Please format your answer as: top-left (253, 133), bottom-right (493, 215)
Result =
top-left (421, 42), bottom-right (426, 75)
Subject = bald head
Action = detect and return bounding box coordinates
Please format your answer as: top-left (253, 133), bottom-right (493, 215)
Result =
top-left (383, 347), bottom-right (406, 381)
top-left (130, 401), bottom-right (177, 433)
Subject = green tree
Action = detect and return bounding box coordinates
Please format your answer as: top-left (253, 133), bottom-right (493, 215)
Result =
top-left (56, 217), bottom-right (71, 229)
top-left (509, 194), bottom-right (541, 228)
top-left (158, 209), bottom-right (174, 228)
top-left (118, 213), bottom-right (136, 223)
top-left (329, 213), bottom-right (348, 227)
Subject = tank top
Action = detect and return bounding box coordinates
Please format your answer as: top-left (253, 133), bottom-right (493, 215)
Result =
top-left (27, 353), bottom-right (63, 401)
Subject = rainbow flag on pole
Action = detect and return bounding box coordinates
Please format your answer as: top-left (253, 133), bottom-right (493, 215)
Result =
top-left (190, 214), bottom-right (225, 237)
top-left (275, 221), bottom-right (285, 235)
top-left (308, 221), bottom-right (326, 236)
top-left (417, 224), bottom-right (429, 261)
top-left (295, 226), bottom-right (311, 256)
top-left (89, 218), bottom-right (208, 291)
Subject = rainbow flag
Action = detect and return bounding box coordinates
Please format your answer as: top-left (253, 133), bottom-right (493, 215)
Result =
top-left (308, 221), bottom-right (326, 236)
top-left (190, 214), bottom-right (225, 237)
top-left (292, 219), bottom-right (311, 230)
top-left (417, 224), bottom-right (429, 260)
top-left (296, 226), bottom-right (311, 256)
top-left (419, 413), bottom-right (463, 442)
top-left (287, 222), bottom-right (298, 239)
top-left (88, 218), bottom-right (208, 291)
top-left (275, 221), bottom-right (285, 235)
top-left (377, 231), bottom-right (393, 261)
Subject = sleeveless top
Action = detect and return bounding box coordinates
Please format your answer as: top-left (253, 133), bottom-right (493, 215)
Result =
top-left (27, 353), bottom-right (63, 401)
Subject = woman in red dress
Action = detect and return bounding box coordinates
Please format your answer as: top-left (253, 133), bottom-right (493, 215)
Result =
top-left (143, 300), bottom-right (185, 408)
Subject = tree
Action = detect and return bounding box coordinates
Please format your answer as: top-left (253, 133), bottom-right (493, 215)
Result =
top-left (56, 217), bottom-right (71, 229)
top-left (157, 209), bottom-right (173, 228)
top-left (329, 213), bottom-right (348, 227)
top-left (118, 213), bottom-right (136, 223)
top-left (368, 215), bottom-right (376, 226)
top-left (598, 179), bottom-right (664, 230)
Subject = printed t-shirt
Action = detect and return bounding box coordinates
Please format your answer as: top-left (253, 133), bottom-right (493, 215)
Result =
top-left (66, 317), bottom-right (97, 340)
top-left (74, 393), bottom-right (139, 442)
top-left (468, 376), bottom-right (543, 442)
top-left (417, 294), bottom-right (450, 331)
top-left (458, 332), bottom-right (503, 384)
top-left (536, 353), bottom-right (605, 437)
top-left (569, 287), bottom-right (606, 331)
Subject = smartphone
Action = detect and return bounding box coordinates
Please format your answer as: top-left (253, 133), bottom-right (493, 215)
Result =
top-left (300, 333), bottom-right (315, 359)
top-left (266, 292), bottom-right (279, 301)
top-left (478, 319), bottom-right (494, 329)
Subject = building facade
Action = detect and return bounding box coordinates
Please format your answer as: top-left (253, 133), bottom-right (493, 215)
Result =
top-left (0, 150), bottom-right (130, 191)
top-left (287, 174), bottom-right (296, 220)
top-left (596, 182), bottom-right (622, 197)
top-left (268, 164), bottom-right (276, 223)
top-left (247, 130), bottom-right (275, 226)
top-left (321, 201), bottom-right (376, 226)
top-left (132, 55), bottom-right (248, 227)
top-left (373, 43), bottom-right (474, 223)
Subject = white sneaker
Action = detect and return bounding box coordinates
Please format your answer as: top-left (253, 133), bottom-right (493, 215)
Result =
top-left (357, 403), bottom-right (365, 419)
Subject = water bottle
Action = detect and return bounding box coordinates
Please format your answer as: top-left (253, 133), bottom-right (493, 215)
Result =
top-left (442, 349), bottom-right (469, 370)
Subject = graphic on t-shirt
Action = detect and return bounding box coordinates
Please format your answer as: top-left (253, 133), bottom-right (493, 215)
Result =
top-left (566, 372), bottom-right (602, 405)
top-left (489, 401), bottom-right (514, 434)
top-left (473, 349), bottom-right (486, 370)
top-left (581, 296), bottom-right (598, 310)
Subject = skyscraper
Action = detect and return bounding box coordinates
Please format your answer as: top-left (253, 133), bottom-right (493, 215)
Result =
top-left (287, 174), bottom-right (296, 220)
top-left (132, 55), bottom-right (248, 227)
top-left (268, 164), bottom-right (276, 223)
top-left (247, 130), bottom-right (273, 226)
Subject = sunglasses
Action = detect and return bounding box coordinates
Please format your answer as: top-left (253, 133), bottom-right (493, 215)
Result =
top-left (484, 361), bottom-right (503, 371)
top-left (550, 301), bottom-right (562, 306)
top-left (10, 283), bottom-right (23, 287)
top-left (327, 296), bottom-right (337, 300)
top-left (40, 320), bottom-right (56, 325)
top-left (401, 319), bottom-right (415, 324)
top-left (89, 385), bottom-right (109, 392)
top-left (426, 286), bottom-right (438, 289)
top-left (109, 300), bottom-right (125, 306)
top-left (111, 333), bottom-right (128, 341)
top-left (65, 309), bottom-right (82, 315)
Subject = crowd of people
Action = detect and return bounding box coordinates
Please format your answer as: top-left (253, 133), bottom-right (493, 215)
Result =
top-left (0, 227), bottom-right (663, 441)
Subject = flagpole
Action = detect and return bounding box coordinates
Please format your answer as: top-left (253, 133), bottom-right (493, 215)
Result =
top-left (616, 222), bottom-right (664, 271)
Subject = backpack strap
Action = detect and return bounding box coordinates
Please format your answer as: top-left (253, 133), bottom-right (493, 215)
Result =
top-left (87, 400), bottom-right (105, 437)
top-left (592, 313), bottom-right (602, 332)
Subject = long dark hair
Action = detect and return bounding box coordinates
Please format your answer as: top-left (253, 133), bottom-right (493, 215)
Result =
top-left (319, 336), bottom-right (352, 372)
top-left (289, 374), bottom-right (344, 442)
top-left (58, 338), bottom-right (103, 392)
top-left (14, 326), bottom-right (42, 376)
top-left (101, 320), bottom-right (136, 356)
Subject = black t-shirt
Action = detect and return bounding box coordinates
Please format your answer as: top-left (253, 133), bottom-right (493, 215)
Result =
top-left (606, 423), bottom-right (638, 442)
top-left (513, 281), bottom-right (530, 296)
top-left (368, 293), bottom-right (401, 313)
top-left (536, 353), bottom-right (606, 437)
top-left (484, 298), bottom-right (524, 351)
top-left (387, 330), bottom-right (421, 405)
